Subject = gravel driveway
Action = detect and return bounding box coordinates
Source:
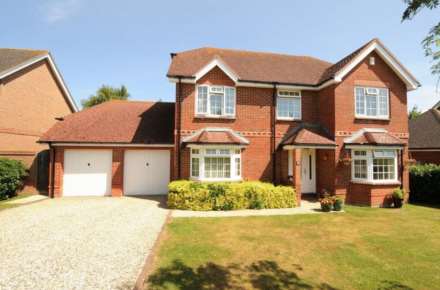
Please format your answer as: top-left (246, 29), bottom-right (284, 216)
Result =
top-left (0, 196), bottom-right (168, 290)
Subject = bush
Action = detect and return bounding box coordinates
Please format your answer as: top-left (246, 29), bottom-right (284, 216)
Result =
top-left (392, 187), bottom-right (405, 200)
top-left (0, 158), bottom-right (28, 200)
top-left (167, 180), bottom-right (296, 211)
top-left (409, 164), bottom-right (440, 204)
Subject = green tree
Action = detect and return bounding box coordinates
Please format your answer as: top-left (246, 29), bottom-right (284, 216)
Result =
top-left (409, 105), bottom-right (422, 119)
top-left (402, 0), bottom-right (440, 77)
top-left (82, 85), bottom-right (130, 108)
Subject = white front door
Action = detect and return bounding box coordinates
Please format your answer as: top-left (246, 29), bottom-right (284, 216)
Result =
top-left (301, 149), bottom-right (316, 193)
top-left (124, 150), bottom-right (170, 195)
top-left (63, 149), bottom-right (113, 196)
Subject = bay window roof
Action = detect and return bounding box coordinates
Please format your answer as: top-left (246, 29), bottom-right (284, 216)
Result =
top-left (182, 128), bottom-right (249, 146)
top-left (344, 129), bottom-right (404, 147)
top-left (281, 124), bottom-right (336, 148)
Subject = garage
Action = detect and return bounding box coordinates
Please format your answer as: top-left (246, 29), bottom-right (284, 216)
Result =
top-left (63, 149), bottom-right (113, 196)
top-left (124, 150), bottom-right (170, 195)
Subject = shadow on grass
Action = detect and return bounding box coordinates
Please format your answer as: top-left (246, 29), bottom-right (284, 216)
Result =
top-left (147, 260), bottom-right (338, 290)
top-left (378, 280), bottom-right (414, 290)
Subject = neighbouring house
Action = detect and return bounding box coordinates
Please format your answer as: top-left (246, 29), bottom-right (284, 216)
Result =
top-left (40, 38), bottom-right (420, 207)
top-left (0, 49), bottom-right (78, 192)
top-left (409, 103), bottom-right (440, 164)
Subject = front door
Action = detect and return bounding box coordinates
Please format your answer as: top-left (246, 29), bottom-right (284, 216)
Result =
top-left (301, 149), bottom-right (316, 193)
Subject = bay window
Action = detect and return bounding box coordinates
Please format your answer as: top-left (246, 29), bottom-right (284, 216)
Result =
top-left (355, 87), bottom-right (389, 119)
top-left (277, 90), bottom-right (301, 120)
top-left (196, 85), bottom-right (236, 117)
top-left (351, 149), bottom-right (398, 183)
top-left (190, 147), bottom-right (242, 181)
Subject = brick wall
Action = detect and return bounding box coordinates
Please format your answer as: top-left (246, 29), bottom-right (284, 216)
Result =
top-left (410, 151), bottom-right (440, 165)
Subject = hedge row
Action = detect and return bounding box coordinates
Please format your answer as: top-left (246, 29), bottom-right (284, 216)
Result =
top-left (0, 158), bottom-right (28, 200)
top-left (409, 164), bottom-right (440, 204)
top-left (167, 180), bottom-right (297, 211)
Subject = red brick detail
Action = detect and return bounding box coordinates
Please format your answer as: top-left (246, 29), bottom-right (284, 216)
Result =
top-left (348, 183), bottom-right (395, 207)
top-left (53, 147), bottom-right (64, 197)
top-left (111, 148), bottom-right (124, 197)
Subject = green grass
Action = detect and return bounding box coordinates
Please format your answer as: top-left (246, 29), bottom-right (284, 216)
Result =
top-left (148, 205), bottom-right (440, 290)
top-left (0, 194), bottom-right (31, 211)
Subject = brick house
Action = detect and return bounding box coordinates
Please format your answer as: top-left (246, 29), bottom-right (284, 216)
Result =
top-left (0, 49), bottom-right (78, 192)
top-left (41, 38), bottom-right (420, 206)
top-left (409, 103), bottom-right (440, 164)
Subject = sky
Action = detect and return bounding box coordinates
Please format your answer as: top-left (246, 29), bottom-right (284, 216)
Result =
top-left (1, 0), bottom-right (439, 111)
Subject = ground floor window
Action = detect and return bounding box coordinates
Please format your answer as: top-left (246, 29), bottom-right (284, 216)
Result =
top-left (351, 149), bottom-right (398, 183)
top-left (190, 147), bottom-right (241, 181)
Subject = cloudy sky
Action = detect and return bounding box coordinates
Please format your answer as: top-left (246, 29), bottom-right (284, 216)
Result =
top-left (1, 0), bottom-right (439, 110)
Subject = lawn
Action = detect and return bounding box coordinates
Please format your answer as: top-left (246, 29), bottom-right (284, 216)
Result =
top-left (0, 194), bottom-right (31, 211)
top-left (147, 204), bottom-right (440, 290)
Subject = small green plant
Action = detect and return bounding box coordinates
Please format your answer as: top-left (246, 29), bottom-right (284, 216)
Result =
top-left (392, 187), bottom-right (405, 208)
top-left (333, 197), bottom-right (344, 211)
top-left (0, 158), bottom-right (28, 200)
top-left (167, 180), bottom-right (296, 211)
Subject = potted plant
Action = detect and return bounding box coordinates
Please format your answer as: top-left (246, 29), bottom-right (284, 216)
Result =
top-left (320, 197), bottom-right (333, 212)
top-left (392, 187), bottom-right (405, 208)
top-left (333, 197), bottom-right (344, 211)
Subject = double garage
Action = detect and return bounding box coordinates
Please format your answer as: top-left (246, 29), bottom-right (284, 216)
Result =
top-left (62, 148), bottom-right (171, 196)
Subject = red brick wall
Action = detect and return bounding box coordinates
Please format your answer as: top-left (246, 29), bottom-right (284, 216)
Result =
top-left (410, 151), bottom-right (440, 165)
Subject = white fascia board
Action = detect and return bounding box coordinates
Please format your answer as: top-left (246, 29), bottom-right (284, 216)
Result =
top-left (236, 78), bottom-right (337, 91)
top-left (168, 77), bottom-right (196, 84)
top-left (283, 145), bottom-right (336, 150)
top-left (345, 145), bottom-right (403, 150)
top-left (195, 58), bottom-right (239, 83)
top-left (335, 41), bottom-right (420, 91)
top-left (0, 54), bottom-right (79, 112)
top-left (50, 143), bottom-right (174, 147)
top-left (187, 144), bottom-right (247, 149)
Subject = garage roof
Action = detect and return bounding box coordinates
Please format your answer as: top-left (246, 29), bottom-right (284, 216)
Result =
top-left (40, 101), bottom-right (174, 145)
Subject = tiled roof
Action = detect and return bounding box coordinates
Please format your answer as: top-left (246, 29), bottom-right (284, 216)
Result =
top-left (0, 48), bottom-right (48, 76)
top-left (409, 108), bottom-right (440, 149)
top-left (182, 128), bottom-right (249, 145)
top-left (40, 101), bottom-right (174, 144)
top-left (168, 47), bottom-right (332, 86)
top-left (346, 130), bottom-right (404, 146)
top-left (281, 124), bottom-right (336, 147)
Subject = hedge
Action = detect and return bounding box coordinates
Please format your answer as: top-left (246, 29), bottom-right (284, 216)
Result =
top-left (409, 164), bottom-right (440, 204)
top-left (167, 180), bottom-right (296, 211)
top-left (0, 158), bottom-right (28, 200)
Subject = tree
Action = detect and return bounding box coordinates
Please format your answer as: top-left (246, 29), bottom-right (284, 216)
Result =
top-left (409, 105), bottom-right (422, 119)
top-left (402, 0), bottom-right (440, 77)
top-left (82, 85), bottom-right (130, 108)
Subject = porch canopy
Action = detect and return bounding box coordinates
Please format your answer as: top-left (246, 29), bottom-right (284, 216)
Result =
top-left (344, 128), bottom-right (404, 148)
top-left (281, 124), bottom-right (336, 149)
top-left (182, 127), bottom-right (249, 146)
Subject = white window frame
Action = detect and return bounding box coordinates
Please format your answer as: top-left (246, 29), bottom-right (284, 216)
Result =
top-left (354, 86), bottom-right (389, 120)
top-left (190, 146), bottom-right (242, 181)
top-left (195, 85), bottom-right (236, 118)
top-left (276, 90), bottom-right (302, 121)
top-left (351, 148), bottom-right (399, 184)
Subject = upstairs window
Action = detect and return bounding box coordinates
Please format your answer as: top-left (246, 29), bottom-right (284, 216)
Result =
top-left (355, 87), bottom-right (389, 119)
top-left (277, 90), bottom-right (301, 120)
top-left (196, 85), bottom-right (236, 117)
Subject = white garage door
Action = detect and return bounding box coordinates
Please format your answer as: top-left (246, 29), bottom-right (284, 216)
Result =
top-left (63, 150), bottom-right (113, 196)
top-left (124, 150), bottom-right (170, 195)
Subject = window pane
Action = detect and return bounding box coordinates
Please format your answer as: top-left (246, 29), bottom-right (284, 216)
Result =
top-left (354, 159), bottom-right (367, 179)
top-left (277, 97), bottom-right (300, 119)
top-left (373, 158), bottom-right (395, 180)
top-left (378, 89), bottom-right (388, 116)
top-left (219, 149), bottom-right (230, 155)
top-left (235, 157), bottom-right (241, 176)
top-left (355, 88), bottom-right (365, 115)
top-left (191, 158), bottom-right (199, 177)
top-left (204, 157), bottom-right (230, 178)
top-left (366, 95), bottom-right (377, 116)
top-left (225, 88), bottom-right (235, 115)
top-left (206, 149), bottom-right (217, 155)
top-left (209, 94), bottom-right (223, 115)
top-left (197, 86), bottom-right (208, 113)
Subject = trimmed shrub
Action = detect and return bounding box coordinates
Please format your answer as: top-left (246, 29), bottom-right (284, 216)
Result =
top-left (409, 164), bottom-right (440, 204)
top-left (167, 180), bottom-right (296, 211)
top-left (0, 158), bottom-right (28, 200)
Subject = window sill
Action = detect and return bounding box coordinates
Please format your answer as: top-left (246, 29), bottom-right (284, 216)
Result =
top-left (354, 116), bottom-right (390, 121)
top-left (351, 179), bottom-right (401, 185)
top-left (191, 177), bottom-right (242, 182)
top-left (195, 114), bottom-right (236, 120)
top-left (276, 117), bottom-right (302, 121)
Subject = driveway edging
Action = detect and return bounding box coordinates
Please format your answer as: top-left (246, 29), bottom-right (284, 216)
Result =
top-left (133, 209), bottom-right (172, 290)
